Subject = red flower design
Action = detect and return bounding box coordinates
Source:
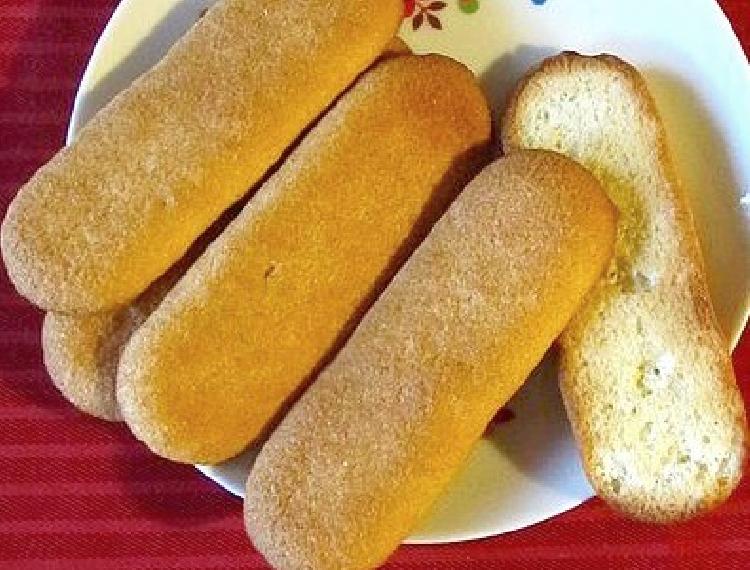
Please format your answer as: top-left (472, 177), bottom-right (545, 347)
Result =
top-left (405, 1), bottom-right (447, 31)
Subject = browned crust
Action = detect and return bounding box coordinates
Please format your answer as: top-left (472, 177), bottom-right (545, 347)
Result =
top-left (503, 53), bottom-right (663, 156)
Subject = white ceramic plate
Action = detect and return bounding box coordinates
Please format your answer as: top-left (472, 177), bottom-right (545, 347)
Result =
top-left (69, 0), bottom-right (750, 544)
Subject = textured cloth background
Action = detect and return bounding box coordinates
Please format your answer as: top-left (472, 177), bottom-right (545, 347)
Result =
top-left (0, 1), bottom-right (748, 568)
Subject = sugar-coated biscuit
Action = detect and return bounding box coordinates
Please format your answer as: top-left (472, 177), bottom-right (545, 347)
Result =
top-left (117, 55), bottom-right (492, 464)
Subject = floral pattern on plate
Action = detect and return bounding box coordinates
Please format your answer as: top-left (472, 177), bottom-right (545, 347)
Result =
top-left (404, 0), bottom-right (546, 31)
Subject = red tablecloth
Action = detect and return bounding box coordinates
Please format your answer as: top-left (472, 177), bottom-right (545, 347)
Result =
top-left (0, 1), bottom-right (748, 568)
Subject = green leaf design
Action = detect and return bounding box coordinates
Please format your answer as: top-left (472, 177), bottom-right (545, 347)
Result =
top-left (458, 0), bottom-right (480, 15)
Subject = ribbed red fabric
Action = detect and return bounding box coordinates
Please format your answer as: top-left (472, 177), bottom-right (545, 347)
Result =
top-left (0, 1), bottom-right (748, 568)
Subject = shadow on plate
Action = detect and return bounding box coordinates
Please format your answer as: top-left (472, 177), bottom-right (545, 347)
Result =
top-left (479, 43), bottom-right (557, 140)
top-left (485, 348), bottom-right (589, 493)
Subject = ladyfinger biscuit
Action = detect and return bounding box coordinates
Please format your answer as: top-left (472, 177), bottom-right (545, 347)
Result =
top-left (117, 54), bottom-right (491, 465)
top-left (244, 150), bottom-right (616, 570)
top-left (1, 0), bottom-right (403, 313)
top-left (502, 52), bottom-right (747, 521)
top-left (43, 292), bottom-right (159, 422)
top-left (38, 38), bottom-right (408, 424)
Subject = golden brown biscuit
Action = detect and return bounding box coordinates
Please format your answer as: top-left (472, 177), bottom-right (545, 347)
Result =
top-left (43, 294), bottom-right (158, 422)
top-left (117, 54), bottom-right (492, 464)
top-left (1, 0), bottom-right (403, 313)
top-left (244, 150), bottom-right (617, 570)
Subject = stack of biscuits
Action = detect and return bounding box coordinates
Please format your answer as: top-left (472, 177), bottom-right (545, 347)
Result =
top-left (1, 1), bottom-right (745, 569)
